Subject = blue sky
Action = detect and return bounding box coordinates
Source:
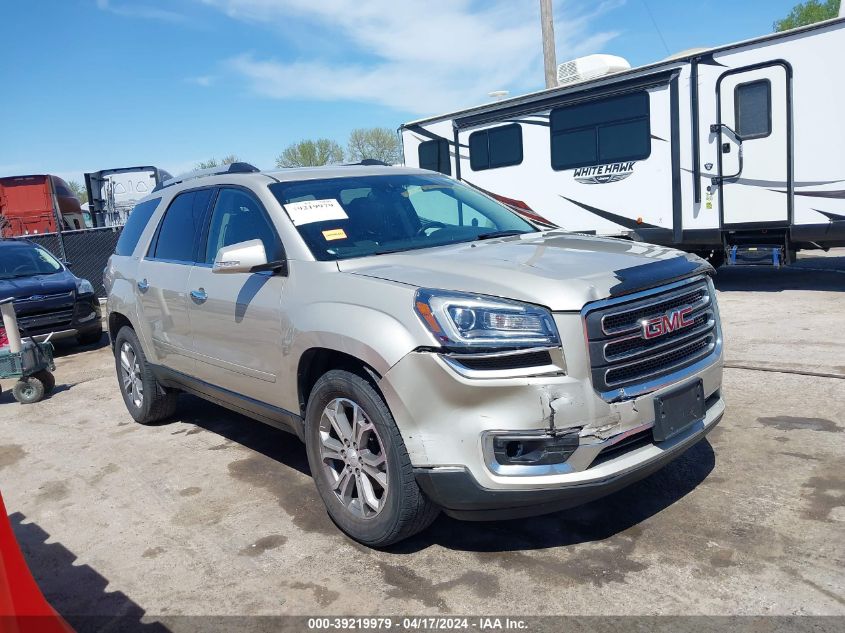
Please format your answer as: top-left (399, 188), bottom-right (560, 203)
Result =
top-left (0, 0), bottom-right (805, 185)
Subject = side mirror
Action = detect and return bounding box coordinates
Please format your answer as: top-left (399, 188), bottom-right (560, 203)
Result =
top-left (212, 239), bottom-right (270, 274)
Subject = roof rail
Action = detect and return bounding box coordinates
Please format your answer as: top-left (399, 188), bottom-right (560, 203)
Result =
top-left (153, 162), bottom-right (260, 192)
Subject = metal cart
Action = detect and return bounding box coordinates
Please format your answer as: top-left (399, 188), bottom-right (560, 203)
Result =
top-left (0, 298), bottom-right (56, 404)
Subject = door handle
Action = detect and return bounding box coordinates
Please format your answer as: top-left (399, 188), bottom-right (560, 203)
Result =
top-left (190, 288), bottom-right (207, 304)
top-left (137, 278), bottom-right (149, 293)
top-left (710, 123), bottom-right (744, 186)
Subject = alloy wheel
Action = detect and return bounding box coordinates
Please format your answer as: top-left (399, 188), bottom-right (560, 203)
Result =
top-left (318, 397), bottom-right (389, 518)
top-left (119, 341), bottom-right (144, 408)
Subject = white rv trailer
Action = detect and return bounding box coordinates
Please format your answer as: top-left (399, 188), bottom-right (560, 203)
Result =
top-left (400, 18), bottom-right (845, 266)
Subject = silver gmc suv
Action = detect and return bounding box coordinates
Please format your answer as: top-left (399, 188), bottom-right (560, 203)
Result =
top-left (105, 162), bottom-right (724, 546)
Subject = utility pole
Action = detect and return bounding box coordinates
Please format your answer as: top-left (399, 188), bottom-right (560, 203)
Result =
top-left (540, 0), bottom-right (557, 88)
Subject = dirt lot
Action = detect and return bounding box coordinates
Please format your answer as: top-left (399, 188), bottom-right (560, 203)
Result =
top-left (2, 251), bottom-right (844, 629)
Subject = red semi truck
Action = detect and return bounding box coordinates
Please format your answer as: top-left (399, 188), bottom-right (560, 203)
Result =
top-left (0, 175), bottom-right (87, 237)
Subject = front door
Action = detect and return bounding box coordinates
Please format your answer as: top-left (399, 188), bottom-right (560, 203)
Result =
top-left (717, 64), bottom-right (790, 227)
top-left (187, 187), bottom-right (287, 404)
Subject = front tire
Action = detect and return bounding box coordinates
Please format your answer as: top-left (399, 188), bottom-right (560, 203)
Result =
top-left (114, 327), bottom-right (178, 424)
top-left (13, 377), bottom-right (45, 404)
top-left (77, 328), bottom-right (103, 346)
top-left (304, 370), bottom-right (439, 547)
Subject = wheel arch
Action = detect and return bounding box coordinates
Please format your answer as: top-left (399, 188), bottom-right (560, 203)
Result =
top-left (297, 347), bottom-right (384, 417)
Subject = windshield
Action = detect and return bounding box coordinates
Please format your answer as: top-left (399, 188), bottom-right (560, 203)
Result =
top-left (268, 174), bottom-right (537, 261)
top-left (0, 244), bottom-right (63, 279)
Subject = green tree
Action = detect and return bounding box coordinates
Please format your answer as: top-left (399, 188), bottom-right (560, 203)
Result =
top-left (275, 139), bottom-right (344, 168)
top-left (774, 0), bottom-right (839, 31)
top-left (346, 127), bottom-right (401, 165)
top-left (67, 180), bottom-right (88, 204)
top-left (196, 154), bottom-right (240, 170)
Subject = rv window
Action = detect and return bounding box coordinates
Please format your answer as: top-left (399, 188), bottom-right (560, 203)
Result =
top-left (418, 139), bottom-right (451, 175)
top-left (735, 80), bottom-right (771, 140)
top-left (550, 91), bottom-right (650, 170)
top-left (469, 124), bottom-right (523, 171)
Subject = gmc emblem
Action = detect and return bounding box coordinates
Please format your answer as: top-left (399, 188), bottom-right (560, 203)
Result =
top-left (641, 306), bottom-right (695, 340)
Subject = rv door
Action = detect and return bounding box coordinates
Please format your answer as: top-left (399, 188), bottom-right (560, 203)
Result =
top-left (715, 64), bottom-right (790, 228)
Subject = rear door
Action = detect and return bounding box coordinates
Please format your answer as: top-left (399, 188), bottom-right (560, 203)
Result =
top-left (186, 187), bottom-right (287, 404)
top-left (135, 189), bottom-right (213, 375)
top-left (717, 64), bottom-right (791, 227)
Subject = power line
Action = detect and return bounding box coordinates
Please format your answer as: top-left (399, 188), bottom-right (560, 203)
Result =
top-left (640, 0), bottom-right (671, 56)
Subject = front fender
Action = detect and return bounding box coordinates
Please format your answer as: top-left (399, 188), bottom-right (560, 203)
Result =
top-left (287, 302), bottom-right (424, 377)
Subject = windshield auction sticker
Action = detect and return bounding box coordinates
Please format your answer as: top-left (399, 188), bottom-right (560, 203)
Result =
top-left (284, 199), bottom-right (348, 226)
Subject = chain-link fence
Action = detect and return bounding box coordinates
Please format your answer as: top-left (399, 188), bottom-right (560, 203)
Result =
top-left (27, 226), bottom-right (123, 297)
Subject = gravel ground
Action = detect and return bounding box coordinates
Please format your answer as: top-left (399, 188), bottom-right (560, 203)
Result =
top-left (1, 250), bottom-right (843, 630)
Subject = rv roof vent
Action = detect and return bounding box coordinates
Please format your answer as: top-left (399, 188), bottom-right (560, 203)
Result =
top-left (556, 54), bottom-right (631, 86)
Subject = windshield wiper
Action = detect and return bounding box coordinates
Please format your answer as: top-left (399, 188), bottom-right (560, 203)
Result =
top-left (475, 230), bottom-right (528, 240)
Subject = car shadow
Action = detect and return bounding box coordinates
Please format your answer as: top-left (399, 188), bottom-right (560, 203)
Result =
top-left (391, 439), bottom-right (716, 554)
top-left (714, 254), bottom-right (845, 293)
top-left (9, 511), bottom-right (169, 633)
top-left (175, 394), bottom-right (716, 553)
top-left (175, 394), bottom-right (311, 477)
top-left (51, 331), bottom-right (109, 358)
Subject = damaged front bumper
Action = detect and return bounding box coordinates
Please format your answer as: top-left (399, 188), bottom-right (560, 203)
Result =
top-left (378, 310), bottom-right (724, 520)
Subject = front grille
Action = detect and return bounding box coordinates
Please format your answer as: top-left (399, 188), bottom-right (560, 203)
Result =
top-left (584, 277), bottom-right (718, 397)
top-left (451, 350), bottom-right (553, 371)
top-left (17, 309), bottom-right (75, 332)
top-left (14, 291), bottom-right (74, 305)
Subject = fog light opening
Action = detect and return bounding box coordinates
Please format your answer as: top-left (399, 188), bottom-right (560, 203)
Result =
top-left (492, 430), bottom-right (580, 467)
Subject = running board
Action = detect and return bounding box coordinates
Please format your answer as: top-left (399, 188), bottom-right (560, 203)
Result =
top-left (726, 245), bottom-right (784, 267)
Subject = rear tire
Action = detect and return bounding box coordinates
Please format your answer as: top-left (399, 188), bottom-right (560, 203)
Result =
top-left (13, 377), bottom-right (45, 404)
top-left (32, 370), bottom-right (55, 394)
top-left (114, 326), bottom-right (178, 424)
top-left (304, 369), bottom-right (440, 547)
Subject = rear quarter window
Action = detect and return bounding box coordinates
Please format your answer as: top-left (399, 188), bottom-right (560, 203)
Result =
top-left (115, 198), bottom-right (161, 257)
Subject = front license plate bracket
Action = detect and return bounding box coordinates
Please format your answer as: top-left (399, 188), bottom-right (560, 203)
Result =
top-left (652, 379), bottom-right (705, 442)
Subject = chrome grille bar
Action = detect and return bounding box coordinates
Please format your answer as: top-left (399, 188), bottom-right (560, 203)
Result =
top-left (582, 275), bottom-right (721, 401)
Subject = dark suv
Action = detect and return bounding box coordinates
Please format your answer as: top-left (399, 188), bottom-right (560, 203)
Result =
top-left (0, 239), bottom-right (102, 345)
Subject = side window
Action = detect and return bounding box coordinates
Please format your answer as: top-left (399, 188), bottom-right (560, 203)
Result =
top-left (469, 124), bottom-right (523, 171)
top-left (418, 139), bottom-right (451, 175)
top-left (115, 198), bottom-right (160, 256)
top-left (735, 79), bottom-right (771, 140)
top-left (149, 190), bottom-right (210, 263)
top-left (550, 91), bottom-right (650, 170)
top-left (204, 188), bottom-right (282, 264)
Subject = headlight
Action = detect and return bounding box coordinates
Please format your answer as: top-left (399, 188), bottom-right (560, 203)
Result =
top-left (414, 288), bottom-right (560, 349)
top-left (76, 278), bottom-right (95, 295)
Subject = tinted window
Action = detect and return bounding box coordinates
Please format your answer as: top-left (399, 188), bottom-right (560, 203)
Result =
top-left (735, 80), bottom-right (771, 139)
top-left (550, 91), bottom-right (650, 170)
top-left (598, 119), bottom-right (650, 162)
top-left (418, 139), bottom-right (451, 175)
top-left (269, 174), bottom-right (534, 262)
top-left (115, 198), bottom-right (160, 256)
top-left (469, 124), bottom-right (523, 171)
top-left (551, 128), bottom-right (596, 170)
top-left (204, 188), bottom-right (282, 264)
top-left (150, 190), bottom-right (211, 263)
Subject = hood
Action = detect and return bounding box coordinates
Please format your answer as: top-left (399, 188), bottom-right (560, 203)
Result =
top-left (338, 231), bottom-right (712, 311)
top-left (0, 269), bottom-right (76, 307)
